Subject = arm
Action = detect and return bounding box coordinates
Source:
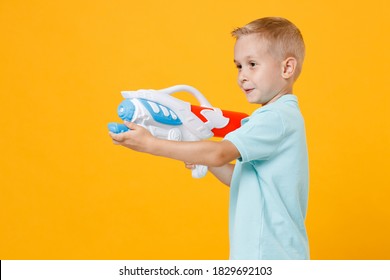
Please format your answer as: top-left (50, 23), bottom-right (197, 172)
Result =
top-left (185, 163), bottom-right (235, 186)
top-left (208, 164), bottom-right (235, 186)
top-left (109, 121), bottom-right (240, 168)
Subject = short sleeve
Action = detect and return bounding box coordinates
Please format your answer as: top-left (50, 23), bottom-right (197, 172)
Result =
top-left (224, 110), bottom-right (285, 163)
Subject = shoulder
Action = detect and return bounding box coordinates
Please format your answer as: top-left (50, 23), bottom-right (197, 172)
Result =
top-left (245, 103), bottom-right (286, 131)
top-left (254, 94), bottom-right (303, 125)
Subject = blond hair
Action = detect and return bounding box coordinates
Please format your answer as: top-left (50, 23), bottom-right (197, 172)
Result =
top-left (232, 17), bottom-right (305, 77)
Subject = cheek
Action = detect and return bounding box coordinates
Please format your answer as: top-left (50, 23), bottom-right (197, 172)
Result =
top-left (261, 71), bottom-right (277, 84)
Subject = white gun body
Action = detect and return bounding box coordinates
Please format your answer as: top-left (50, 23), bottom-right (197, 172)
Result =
top-left (109, 85), bottom-right (230, 178)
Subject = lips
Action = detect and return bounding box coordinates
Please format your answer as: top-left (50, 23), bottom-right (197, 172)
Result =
top-left (244, 88), bottom-right (254, 94)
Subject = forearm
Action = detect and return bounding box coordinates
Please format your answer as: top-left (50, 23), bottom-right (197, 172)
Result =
top-left (208, 164), bottom-right (235, 186)
top-left (110, 122), bottom-right (240, 168)
top-left (147, 138), bottom-right (237, 167)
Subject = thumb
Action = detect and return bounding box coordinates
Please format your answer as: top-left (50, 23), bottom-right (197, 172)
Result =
top-left (124, 121), bottom-right (138, 129)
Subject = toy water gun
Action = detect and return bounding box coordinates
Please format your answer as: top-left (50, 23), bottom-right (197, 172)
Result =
top-left (108, 85), bottom-right (248, 178)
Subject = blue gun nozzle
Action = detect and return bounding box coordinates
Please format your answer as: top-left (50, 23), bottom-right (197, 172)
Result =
top-left (108, 123), bottom-right (130, 134)
top-left (108, 99), bottom-right (134, 134)
top-left (118, 99), bottom-right (135, 121)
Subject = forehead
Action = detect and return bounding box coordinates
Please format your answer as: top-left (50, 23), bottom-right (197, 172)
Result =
top-left (234, 34), bottom-right (270, 59)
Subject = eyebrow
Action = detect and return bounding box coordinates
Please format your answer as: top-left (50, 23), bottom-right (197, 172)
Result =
top-left (234, 56), bottom-right (257, 63)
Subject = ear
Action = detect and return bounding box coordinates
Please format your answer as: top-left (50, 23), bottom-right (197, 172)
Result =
top-left (281, 57), bottom-right (297, 79)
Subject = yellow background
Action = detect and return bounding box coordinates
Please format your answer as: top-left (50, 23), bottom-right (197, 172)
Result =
top-left (1, 0), bottom-right (389, 259)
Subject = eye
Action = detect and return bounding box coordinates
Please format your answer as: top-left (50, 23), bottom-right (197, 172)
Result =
top-left (249, 61), bottom-right (257, 67)
top-left (235, 64), bottom-right (242, 70)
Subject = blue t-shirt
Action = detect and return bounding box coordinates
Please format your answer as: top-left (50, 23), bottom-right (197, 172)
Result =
top-left (224, 94), bottom-right (309, 260)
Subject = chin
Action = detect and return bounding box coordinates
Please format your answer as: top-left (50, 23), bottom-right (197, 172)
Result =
top-left (246, 95), bottom-right (262, 104)
top-left (247, 99), bottom-right (262, 105)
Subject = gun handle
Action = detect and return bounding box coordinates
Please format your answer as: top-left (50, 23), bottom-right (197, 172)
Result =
top-left (192, 165), bottom-right (208, 178)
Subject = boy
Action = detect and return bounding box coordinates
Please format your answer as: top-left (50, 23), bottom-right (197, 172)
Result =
top-left (109, 17), bottom-right (309, 260)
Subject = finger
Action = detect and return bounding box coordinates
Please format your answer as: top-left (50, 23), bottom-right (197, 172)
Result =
top-left (184, 162), bottom-right (196, 170)
top-left (109, 132), bottom-right (124, 142)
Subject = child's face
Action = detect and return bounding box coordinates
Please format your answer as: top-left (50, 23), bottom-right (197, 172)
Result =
top-left (234, 34), bottom-right (289, 105)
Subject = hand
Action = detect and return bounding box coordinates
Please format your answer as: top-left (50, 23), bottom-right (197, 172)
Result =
top-left (109, 121), bottom-right (155, 153)
top-left (184, 162), bottom-right (196, 170)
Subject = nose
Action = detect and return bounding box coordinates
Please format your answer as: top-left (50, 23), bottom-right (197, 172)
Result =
top-left (237, 69), bottom-right (248, 84)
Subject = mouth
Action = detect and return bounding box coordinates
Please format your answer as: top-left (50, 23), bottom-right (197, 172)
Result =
top-left (243, 88), bottom-right (254, 94)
